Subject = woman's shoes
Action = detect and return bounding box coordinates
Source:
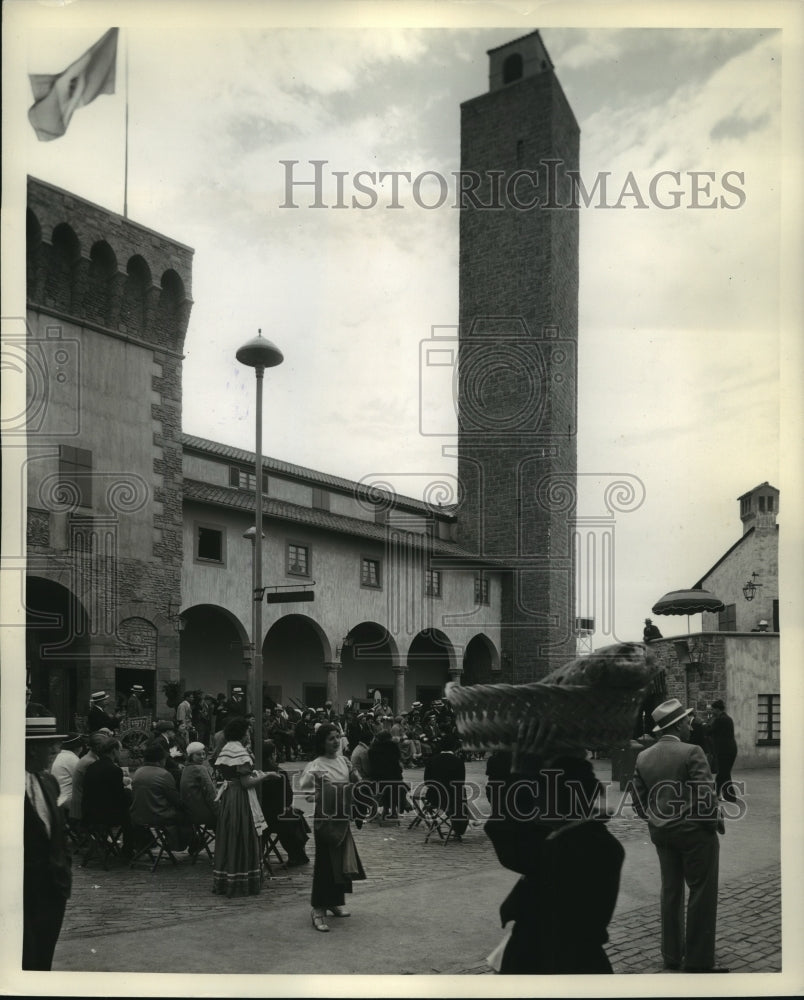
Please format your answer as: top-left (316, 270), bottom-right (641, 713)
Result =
top-left (311, 908), bottom-right (329, 932)
top-left (327, 905), bottom-right (350, 918)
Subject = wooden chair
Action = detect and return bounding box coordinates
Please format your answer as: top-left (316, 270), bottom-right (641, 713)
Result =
top-left (80, 824), bottom-right (124, 870)
top-left (190, 823), bottom-right (216, 864)
top-left (129, 826), bottom-right (179, 872)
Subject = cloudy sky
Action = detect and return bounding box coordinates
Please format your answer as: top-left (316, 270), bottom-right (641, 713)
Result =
top-left (4, 0), bottom-right (798, 645)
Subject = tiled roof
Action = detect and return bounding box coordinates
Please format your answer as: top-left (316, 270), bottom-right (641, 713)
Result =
top-left (181, 433), bottom-right (456, 521)
top-left (182, 479), bottom-right (495, 565)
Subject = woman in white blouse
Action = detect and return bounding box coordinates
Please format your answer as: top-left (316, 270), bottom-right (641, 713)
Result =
top-left (299, 723), bottom-right (366, 931)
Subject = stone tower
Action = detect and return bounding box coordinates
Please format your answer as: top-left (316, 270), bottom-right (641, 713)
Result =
top-left (456, 31), bottom-right (579, 680)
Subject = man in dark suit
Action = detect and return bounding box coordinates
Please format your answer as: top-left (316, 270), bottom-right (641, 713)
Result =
top-left (87, 690), bottom-right (119, 733)
top-left (633, 698), bottom-right (726, 973)
top-left (130, 744), bottom-right (191, 850)
top-left (24, 716), bottom-right (72, 971)
top-left (423, 732), bottom-right (468, 838)
top-left (707, 699), bottom-right (738, 802)
top-left (82, 737), bottom-right (134, 856)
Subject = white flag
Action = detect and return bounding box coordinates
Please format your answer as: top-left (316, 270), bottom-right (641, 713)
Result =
top-left (28, 28), bottom-right (119, 141)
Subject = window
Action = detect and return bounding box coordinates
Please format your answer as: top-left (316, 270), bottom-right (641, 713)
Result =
top-left (287, 542), bottom-right (310, 578)
top-left (503, 52), bottom-right (523, 84)
top-left (475, 575), bottom-right (490, 605)
top-left (229, 466), bottom-right (268, 494)
top-left (195, 523), bottom-right (225, 564)
top-left (312, 487), bottom-right (330, 511)
top-left (361, 557), bottom-right (382, 589)
top-left (758, 496), bottom-right (766, 512)
top-left (59, 445), bottom-right (92, 508)
top-left (718, 603), bottom-right (736, 631)
top-left (757, 694), bottom-right (780, 745)
top-left (740, 496), bottom-right (751, 517)
top-left (425, 570), bottom-right (442, 597)
top-left (767, 496), bottom-right (774, 512)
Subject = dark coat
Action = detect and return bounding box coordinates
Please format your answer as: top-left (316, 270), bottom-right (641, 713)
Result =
top-left (492, 819), bottom-right (624, 974)
top-left (82, 757), bottom-right (131, 826)
top-left (424, 751), bottom-right (467, 822)
top-left (180, 762), bottom-right (219, 826)
top-left (707, 712), bottom-right (737, 759)
top-left (24, 771), bottom-right (72, 969)
top-left (88, 703), bottom-right (118, 733)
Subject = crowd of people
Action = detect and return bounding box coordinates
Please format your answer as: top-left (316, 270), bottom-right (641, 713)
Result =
top-left (24, 679), bottom-right (740, 974)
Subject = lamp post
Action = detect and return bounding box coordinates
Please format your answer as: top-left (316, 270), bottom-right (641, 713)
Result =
top-left (236, 330), bottom-right (283, 769)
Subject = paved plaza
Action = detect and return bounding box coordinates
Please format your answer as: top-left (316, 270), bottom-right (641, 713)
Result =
top-left (50, 760), bottom-right (782, 980)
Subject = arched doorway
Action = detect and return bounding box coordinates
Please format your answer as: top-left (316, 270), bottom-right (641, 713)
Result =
top-left (340, 622), bottom-right (397, 707)
top-left (263, 614), bottom-right (328, 710)
top-left (406, 628), bottom-right (456, 709)
top-left (179, 604), bottom-right (248, 699)
top-left (462, 633), bottom-right (499, 685)
top-left (26, 576), bottom-right (90, 731)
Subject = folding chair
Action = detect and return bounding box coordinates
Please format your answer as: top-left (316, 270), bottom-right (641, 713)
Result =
top-left (409, 792), bottom-right (458, 846)
top-left (262, 829), bottom-right (285, 876)
top-left (129, 826), bottom-right (179, 872)
top-left (81, 824), bottom-right (124, 870)
top-left (190, 823), bottom-right (216, 865)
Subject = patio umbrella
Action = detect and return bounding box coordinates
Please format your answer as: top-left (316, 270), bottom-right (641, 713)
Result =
top-left (652, 588), bottom-right (725, 633)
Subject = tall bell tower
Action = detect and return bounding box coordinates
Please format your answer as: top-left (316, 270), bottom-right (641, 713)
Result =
top-left (456, 31), bottom-right (579, 680)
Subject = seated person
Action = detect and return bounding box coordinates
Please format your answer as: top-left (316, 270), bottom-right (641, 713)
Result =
top-left (259, 740), bottom-right (310, 866)
top-left (179, 741), bottom-right (220, 829)
top-left (151, 722), bottom-right (182, 789)
top-left (423, 732), bottom-right (469, 838)
top-left (82, 736), bottom-right (134, 855)
top-left (130, 743), bottom-right (192, 850)
top-left (367, 730), bottom-right (409, 819)
top-left (69, 731), bottom-right (107, 826)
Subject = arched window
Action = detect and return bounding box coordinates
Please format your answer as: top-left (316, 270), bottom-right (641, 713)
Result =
top-left (26, 210), bottom-right (42, 296)
top-left (87, 241), bottom-right (117, 324)
top-left (120, 255), bottom-right (151, 333)
top-left (45, 223), bottom-right (81, 311)
top-left (503, 53), bottom-right (523, 84)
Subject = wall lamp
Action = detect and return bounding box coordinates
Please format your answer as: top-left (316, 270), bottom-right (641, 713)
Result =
top-left (673, 638), bottom-right (704, 679)
top-left (742, 572), bottom-right (762, 602)
top-left (167, 600), bottom-right (186, 633)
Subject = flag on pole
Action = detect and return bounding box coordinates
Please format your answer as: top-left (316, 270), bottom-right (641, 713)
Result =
top-left (28, 28), bottom-right (119, 141)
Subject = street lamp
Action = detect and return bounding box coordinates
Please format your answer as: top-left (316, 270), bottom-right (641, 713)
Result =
top-left (236, 330), bottom-right (283, 768)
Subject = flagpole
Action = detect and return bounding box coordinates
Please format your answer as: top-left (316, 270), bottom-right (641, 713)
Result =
top-left (123, 30), bottom-right (129, 218)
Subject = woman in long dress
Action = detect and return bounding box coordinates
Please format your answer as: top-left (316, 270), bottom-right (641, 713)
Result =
top-left (212, 716), bottom-right (281, 897)
top-left (299, 723), bottom-right (366, 931)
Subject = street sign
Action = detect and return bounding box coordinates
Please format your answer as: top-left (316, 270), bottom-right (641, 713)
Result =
top-left (265, 591), bottom-right (315, 604)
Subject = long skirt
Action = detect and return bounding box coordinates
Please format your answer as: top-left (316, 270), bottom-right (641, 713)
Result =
top-left (311, 826), bottom-right (366, 909)
top-left (212, 784), bottom-right (263, 897)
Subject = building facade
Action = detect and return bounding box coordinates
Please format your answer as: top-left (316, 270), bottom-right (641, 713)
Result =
top-left (23, 177), bottom-right (193, 727)
top-left (641, 483), bottom-right (780, 768)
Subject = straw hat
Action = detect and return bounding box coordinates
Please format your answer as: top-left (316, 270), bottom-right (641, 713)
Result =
top-left (90, 690), bottom-right (109, 704)
top-left (25, 717), bottom-right (68, 741)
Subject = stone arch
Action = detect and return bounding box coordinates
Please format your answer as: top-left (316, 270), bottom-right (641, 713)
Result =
top-left (264, 613), bottom-right (331, 707)
top-left (405, 627), bottom-right (457, 704)
top-left (156, 268), bottom-right (186, 338)
top-left (462, 632), bottom-right (500, 685)
top-left (339, 621), bottom-right (399, 705)
top-left (86, 240), bottom-right (118, 325)
top-left (45, 222), bottom-right (81, 312)
top-left (26, 209), bottom-right (43, 298)
top-left (120, 254), bottom-right (152, 334)
top-left (178, 603), bottom-right (249, 697)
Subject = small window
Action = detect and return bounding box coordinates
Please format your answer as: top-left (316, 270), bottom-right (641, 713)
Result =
top-left (767, 496), bottom-right (774, 512)
top-left (740, 496), bottom-right (751, 516)
top-left (474, 575), bottom-right (490, 606)
top-left (195, 523), bottom-right (225, 564)
top-left (425, 570), bottom-right (442, 598)
top-left (361, 557), bottom-right (382, 589)
top-left (503, 52), bottom-right (523, 84)
top-left (718, 604), bottom-right (736, 631)
top-left (229, 466), bottom-right (268, 494)
top-left (287, 542), bottom-right (310, 578)
top-left (312, 487), bottom-right (330, 511)
top-left (59, 445), bottom-right (93, 508)
top-left (374, 505), bottom-right (388, 525)
top-left (758, 496), bottom-right (766, 512)
top-left (757, 694), bottom-right (780, 745)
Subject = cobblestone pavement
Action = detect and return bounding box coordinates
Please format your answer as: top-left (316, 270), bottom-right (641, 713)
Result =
top-left (59, 762), bottom-right (782, 976)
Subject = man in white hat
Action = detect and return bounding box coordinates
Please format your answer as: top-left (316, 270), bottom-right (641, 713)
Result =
top-left (24, 715), bottom-right (72, 970)
top-left (632, 698), bottom-right (726, 973)
top-left (87, 691), bottom-right (119, 734)
top-left (126, 684), bottom-right (146, 718)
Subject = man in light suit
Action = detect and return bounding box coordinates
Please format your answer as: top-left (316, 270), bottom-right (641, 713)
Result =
top-left (632, 698), bottom-right (727, 974)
